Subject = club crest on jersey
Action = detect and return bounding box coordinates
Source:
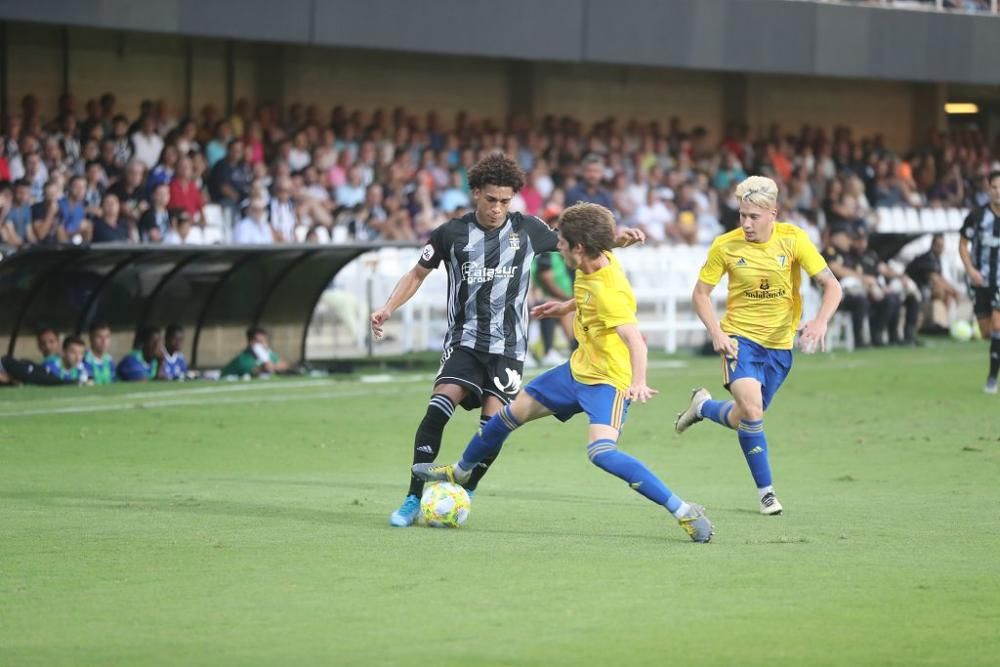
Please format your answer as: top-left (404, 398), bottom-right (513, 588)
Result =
top-left (508, 232), bottom-right (520, 250)
top-left (493, 368), bottom-right (522, 394)
top-left (462, 261), bottom-right (519, 284)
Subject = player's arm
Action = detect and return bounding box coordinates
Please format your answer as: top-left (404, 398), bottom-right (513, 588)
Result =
top-left (798, 267), bottom-right (843, 353)
top-left (613, 227), bottom-right (645, 248)
top-left (958, 215), bottom-right (983, 287)
top-left (531, 299), bottom-right (575, 319)
top-left (370, 263), bottom-right (432, 340)
top-left (615, 322), bottom-right (657, 403)
top-left (692, 279), bottom-right (737, 358)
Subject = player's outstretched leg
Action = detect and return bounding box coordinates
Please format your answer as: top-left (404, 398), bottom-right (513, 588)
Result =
top-left (986, 332), bottom-right (999, 394)
top-left (413, 403), bottom-right (522, 487)
top-left (675, 388), bottom-right (738, 434)
top-left (463, 415), bottom-right (494, 497)
top-left (587, 438), bottom-right (713, 543)
top-left (391, 393), bottom-right (456, 527)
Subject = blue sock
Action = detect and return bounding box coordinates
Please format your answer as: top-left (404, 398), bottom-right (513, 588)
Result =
top-left (701, 399), bottom-right (736, 429)
top-left (587, 439), bottom-right (683, 512)
top-left (737, 419), bottom-right (772, 489)
top-left (458, 405), bottom-right (520, 471)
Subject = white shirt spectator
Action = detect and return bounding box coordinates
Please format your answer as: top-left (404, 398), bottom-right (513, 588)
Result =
top-left (131, 131), bottom-right (164, 170)
top-left (163, 225), bottom-right (205, 245)
top-left (636, 199), bottom-right (674, 243)
top-left (269, 199), bottom-right (297, 241)
top-left (233, 212), bottom-right (274, 244)
top-left (288, 147), bottom-right (311, 172)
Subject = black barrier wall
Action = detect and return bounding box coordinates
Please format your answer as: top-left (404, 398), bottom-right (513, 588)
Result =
top-left (0, 244), bottom-right (415, 367)
top-left (1, 0), bottom-right (998, 84)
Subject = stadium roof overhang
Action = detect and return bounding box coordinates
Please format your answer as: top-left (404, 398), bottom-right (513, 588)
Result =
top-left (0, 243), bottom-right (418, 367)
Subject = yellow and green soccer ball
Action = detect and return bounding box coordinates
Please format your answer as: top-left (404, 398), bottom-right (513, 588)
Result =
top-left (420, 482), bottom-right (470, 528)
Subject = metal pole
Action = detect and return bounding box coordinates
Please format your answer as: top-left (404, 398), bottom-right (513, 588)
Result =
top-left (365, 273), bottom-right (374, 358)
top-left (61, 26), bottom-right (70, 96)
top-left (0, 22), bottom-right (7, 125)
top-left (184, 38), bottom-right (193, 119)
top-left (224, 40), bottom-right (234, 117)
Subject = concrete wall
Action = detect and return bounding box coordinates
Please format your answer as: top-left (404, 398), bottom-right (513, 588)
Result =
top-left (5, 0), bottom-right (998, 85)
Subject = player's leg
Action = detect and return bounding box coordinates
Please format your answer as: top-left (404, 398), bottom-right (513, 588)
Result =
top-left (986, 303), bottom-right (1000, 394)
top-left (676, 340), bottom-right (742, 434)
top-left (390, 347), bottom-right (482, 527)
top-left (412, 389), bottom-right (552, 484)
top-left (413, 361), bottom-right (583, 485)
top-left (463, 354), bottom-right (527, 490)
top-left (726, 376), bottom-right (782, 514)
top-left (582, 388), bottom-right (712, 542)
top-left (465, 396), bottom-right (503, 493)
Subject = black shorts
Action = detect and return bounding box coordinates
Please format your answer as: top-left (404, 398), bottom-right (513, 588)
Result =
top-left (434, 346), bottom-right (524, 410)
top-left (972, 286), bottom-right (1000, 317)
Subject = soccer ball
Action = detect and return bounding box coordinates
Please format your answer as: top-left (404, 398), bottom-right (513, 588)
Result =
top-left (420, 482), bottom-right (470, 528)
top-left (950, 320), bottom-right (973, 342)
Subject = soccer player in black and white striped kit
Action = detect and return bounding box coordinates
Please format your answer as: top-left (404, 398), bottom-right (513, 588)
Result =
top-left (370, 154), bottom-right (644, 526)
top-left (959, 170), bottom-right (1000, 394)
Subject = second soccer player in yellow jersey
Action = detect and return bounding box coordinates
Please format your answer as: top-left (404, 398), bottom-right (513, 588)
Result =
top-left (414, 202), bottom-right (714, 542)
top-left (675, 175), bottom-right (843, 516)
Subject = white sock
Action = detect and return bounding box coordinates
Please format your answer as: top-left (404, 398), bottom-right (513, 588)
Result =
top-left (758, 485), bottom-right (774, 500)
top-left (671, 501), bottom-right (691, 519)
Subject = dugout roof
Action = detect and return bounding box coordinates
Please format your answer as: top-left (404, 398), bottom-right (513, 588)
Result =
top-left (0, 244), bottom-right (416, 367)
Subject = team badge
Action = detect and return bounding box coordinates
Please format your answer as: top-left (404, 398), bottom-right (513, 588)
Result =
top-left (509, 232), bottom-right (520, 250)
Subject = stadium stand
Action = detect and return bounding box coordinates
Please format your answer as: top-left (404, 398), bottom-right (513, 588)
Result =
top-left (1, 90), bottom-right (990, 365)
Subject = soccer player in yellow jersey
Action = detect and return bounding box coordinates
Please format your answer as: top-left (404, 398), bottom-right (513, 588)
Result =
top-left (674, 176), bottom-right (842, 515)
top-left (414, 203), bottom-right (714, 542)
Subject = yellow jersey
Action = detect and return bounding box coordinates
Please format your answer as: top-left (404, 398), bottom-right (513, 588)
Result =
top-left (570, 252), bottom-right (637, 391)
top-left (698, 223), bottom-right (828, 349)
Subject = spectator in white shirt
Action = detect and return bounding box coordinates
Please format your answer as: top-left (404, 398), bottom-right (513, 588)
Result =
top-left (163, 211), bottom-right (205, 245)
top-left (269, 177), bottom-right (298, 242)
top-left (233, 199), bottom-right (274, 245)
top-left (130, 115), bottom-right (164, 170)
top-left (287, 131), bottom-right (311, 172)
top-left (635, 188), bottom-right (675, 245)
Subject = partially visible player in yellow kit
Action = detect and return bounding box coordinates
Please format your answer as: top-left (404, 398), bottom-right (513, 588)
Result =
top-left (414, 203), bottom-right (714, 542)
top-left (674, 176), bottom-right (843, 516)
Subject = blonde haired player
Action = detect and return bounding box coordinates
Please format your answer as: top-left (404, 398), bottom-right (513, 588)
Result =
top-left (414, 203), bottom-right (714, 543)
top-left (674, 175), bottom-right (842, 515)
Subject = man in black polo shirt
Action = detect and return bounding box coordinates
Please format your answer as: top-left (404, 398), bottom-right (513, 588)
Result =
top-left (824, 227), bottom-right (870, 347)
top-left (958, 170), bottom-right (1000, 394)
top-left (851, 228), bottom-right (920, 346)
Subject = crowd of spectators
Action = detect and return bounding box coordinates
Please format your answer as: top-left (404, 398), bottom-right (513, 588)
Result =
top-left (2, 90), bottom-right (995, 353)
top-left (0, 323), bottom-right (289, 387)
top-left (1, 92), bottom-right (999, 254)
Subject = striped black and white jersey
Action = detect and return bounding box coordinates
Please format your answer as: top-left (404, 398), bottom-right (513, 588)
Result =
top-left (961, 205), bottom-right (1000, 288)
top-left (418, 211), bottom-right (559, 360)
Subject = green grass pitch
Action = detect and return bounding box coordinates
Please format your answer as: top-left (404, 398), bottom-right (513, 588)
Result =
top-left (1, 341), bottom-right (998, 666)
